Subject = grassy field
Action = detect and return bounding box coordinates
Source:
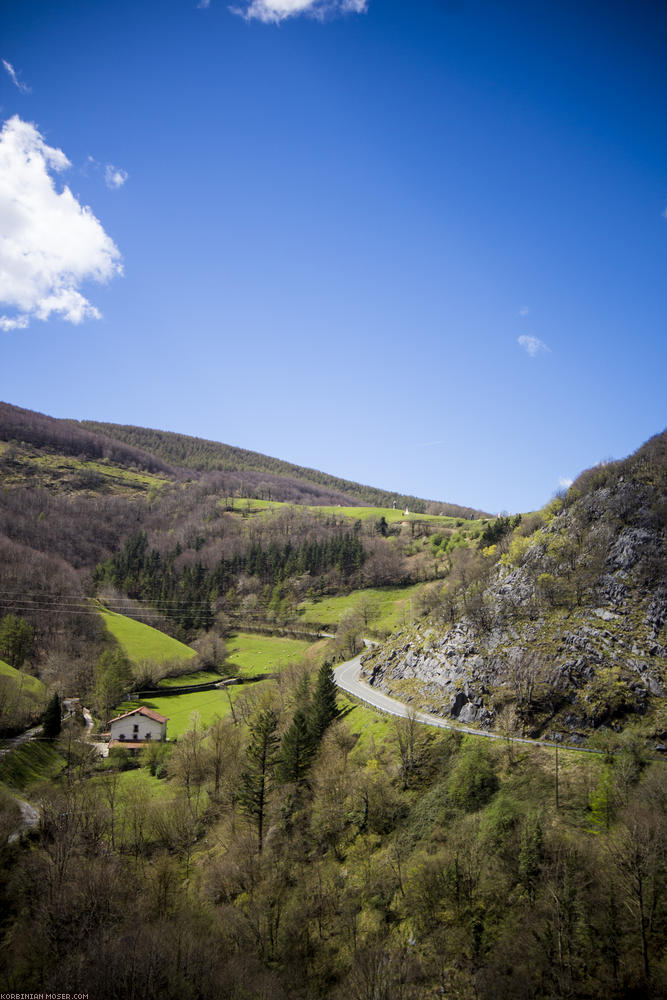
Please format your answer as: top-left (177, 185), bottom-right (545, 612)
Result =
top-left (157, 670), bottom-right (222, 688)
top-left (306, 504), bottom-right (471, 525)
top-left (100, 608), bottom-right (197, 665)
top-left (338, 696), bottom-right (396, 751)
top-left (223, 496), bottom-right (483, 527)
top-left (0, 659), bottom-right (46, 699)
top-left (297, 584), bottom-right (424, 632)
top-left (0, 740), bottom-right (64, 791)
top-left (226, 631), bottom-right (320, 677)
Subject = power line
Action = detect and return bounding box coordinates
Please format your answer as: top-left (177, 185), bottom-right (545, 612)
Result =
top-left (0, 590), bottom-right (213, 606)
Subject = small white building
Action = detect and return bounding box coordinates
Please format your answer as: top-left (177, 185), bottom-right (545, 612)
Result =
top-left (108, 706), bottom-right (168, 749)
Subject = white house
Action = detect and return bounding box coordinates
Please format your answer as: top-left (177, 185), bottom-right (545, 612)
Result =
top-left (108, 706), bottom-right (168, 749)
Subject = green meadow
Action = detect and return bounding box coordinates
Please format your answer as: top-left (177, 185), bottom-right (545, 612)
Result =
top-left (157, 670), bottom-right (222, 688)
top-left (0, 740), bottom-right (64, 791)
top-left (226, 631), bottom-right (319, 677)
top-left (337, 696), bottom-right (395, 751)
top-left (223, 496), bottom-right (482, 527)
top-left (99, 608), bottom-right (197, 665)
top-left (297, 584), bottom-right (424, 632)
top-left (0, 659), bottom-right (46, 700)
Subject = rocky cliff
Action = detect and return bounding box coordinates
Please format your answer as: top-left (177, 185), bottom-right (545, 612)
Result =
top-left (361, 432), bottom-right (667, 742)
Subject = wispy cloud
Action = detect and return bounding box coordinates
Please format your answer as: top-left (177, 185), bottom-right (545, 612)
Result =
top-left (0, 116), bottom-right (122, 332)
top-left (518, 305), bottom-right (530, 317)
top-left (518, 334), bottom-right (550, 357)
top-left (662, 206), bottom-right (667, 221)
top-left (86, 155), bottom-right (129, 190)
top-left (414, 440), bottom-right (443, 449)
top-left (2, 59), bottom-right (31, 94)
top-left (558, 476), bottom-right (573, 489)
top-left (104, 164), bottom-right (129, 189)
top-left (231, 0), bottom-right (368, 24)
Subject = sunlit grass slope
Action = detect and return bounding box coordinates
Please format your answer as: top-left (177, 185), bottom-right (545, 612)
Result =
top-left (0, 740), bottom-right (64, 791)
top-left (158, 670), bottom-right (222, 688)
top-left (100, 608), bottom-right (196, 665)
top-left (0, 659), bottom-right (46, 699)
top-left (224, 497), bottom-right (485, 526)
top-left (297, 584), bottom-right (424, 632)
top-left (226, 632), bottom-right (321, 677)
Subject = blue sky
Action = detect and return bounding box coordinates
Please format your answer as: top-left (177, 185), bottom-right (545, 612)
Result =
top-left (1, 0), bottom-right (665, 513)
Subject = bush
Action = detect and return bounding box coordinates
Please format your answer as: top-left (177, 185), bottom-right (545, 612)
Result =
top-left (447, 738), bottom-right (499, 812)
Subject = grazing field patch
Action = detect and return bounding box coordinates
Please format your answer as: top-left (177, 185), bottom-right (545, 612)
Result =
top-left (297, 584), bottom-right (423, 633)
top-left (337, 697), bottom-right (395, 750)
top-left (221, 496), bottom-right (486, 528)
top-left (0, 740), bottom-right (64, 791)
top-left (100, 608), bottom-right (197, 665)
top-left (158, 670), bottom-right (222, 688)
top-left (226, 632), bottom-right (315, 677)
top-left (0, 659), bottom-right (46, 699)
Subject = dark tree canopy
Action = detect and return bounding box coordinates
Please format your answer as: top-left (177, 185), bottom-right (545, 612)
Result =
top-left (42, 692), bottom-right (62, 740)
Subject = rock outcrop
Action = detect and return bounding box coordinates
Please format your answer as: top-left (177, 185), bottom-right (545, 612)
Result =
top-left (361, 433), bottom-right (667, 739)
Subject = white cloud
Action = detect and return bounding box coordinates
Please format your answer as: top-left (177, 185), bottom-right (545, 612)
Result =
top-left (2, 59), bottom-right (31, 95)
top-left (0, 115), bottom-right (122, 332)
top-left (662, 206), bottom-right (667, 221)
top-left (558, 477), bottom-right (573, 489)
top-left (231, 0), bottom-right (368, 24)
top-left (518, 305), bottom-right (530, 317)
top-left (518, 334), bottom-right (550, 357)
top-left (104, 164), bottom-right (128, 189)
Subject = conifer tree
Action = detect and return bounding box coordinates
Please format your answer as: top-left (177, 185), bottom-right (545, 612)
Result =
top-left (238, 707), bottom-right (280, 850)
top-left (42, 692), bottom-right (62, 740)
top-left (309, 662), bottom-right (341, 744)
top-left (276, 709), bottom-right (315, 786)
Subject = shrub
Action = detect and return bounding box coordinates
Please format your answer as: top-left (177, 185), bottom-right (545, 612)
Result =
top-left (447, 738), bottom-right (499, 812)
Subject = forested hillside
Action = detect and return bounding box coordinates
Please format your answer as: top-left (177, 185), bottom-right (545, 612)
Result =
top-left (80, 417), bottom-right (484, 517)
top-left (0, 410), bottom-right (665, 999)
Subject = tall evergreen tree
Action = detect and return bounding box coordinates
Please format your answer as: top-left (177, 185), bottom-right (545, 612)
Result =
top-left (238, 708), bottom-right (280, 851)
top-left (42, 692), bottom-right (62, 740)
top-left (309, 662), bottom-right (341, 744)
top-left (276, 709), bottom-right (315, 786)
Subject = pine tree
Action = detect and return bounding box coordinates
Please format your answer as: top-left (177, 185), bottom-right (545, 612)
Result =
top-left (238, 708), bottom-right (280, 850)
top-left (309, 662), bottom-right (341, 744)
top-left (276, 709), bottom-right (315, 786)
top-left (42, 692), bottom-right (62, 740)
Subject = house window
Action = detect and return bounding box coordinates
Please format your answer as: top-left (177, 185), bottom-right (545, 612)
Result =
top-left (145, 732), bottom-right (151, 740)
top-left (133, 724), bottom-right (139, 733)
top-left (119, 734), bottom-right (125, 741)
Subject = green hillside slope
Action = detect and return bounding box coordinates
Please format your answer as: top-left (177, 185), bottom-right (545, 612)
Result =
top-left (99, 608), bottom-right (197, 665)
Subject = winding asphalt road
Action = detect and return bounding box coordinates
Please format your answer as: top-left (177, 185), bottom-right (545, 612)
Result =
top-left (334, 643), bottom-right (613, 757)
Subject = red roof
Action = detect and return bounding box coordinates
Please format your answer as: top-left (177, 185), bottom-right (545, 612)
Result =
top-left (109, 706), bottom-right (168, 725)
